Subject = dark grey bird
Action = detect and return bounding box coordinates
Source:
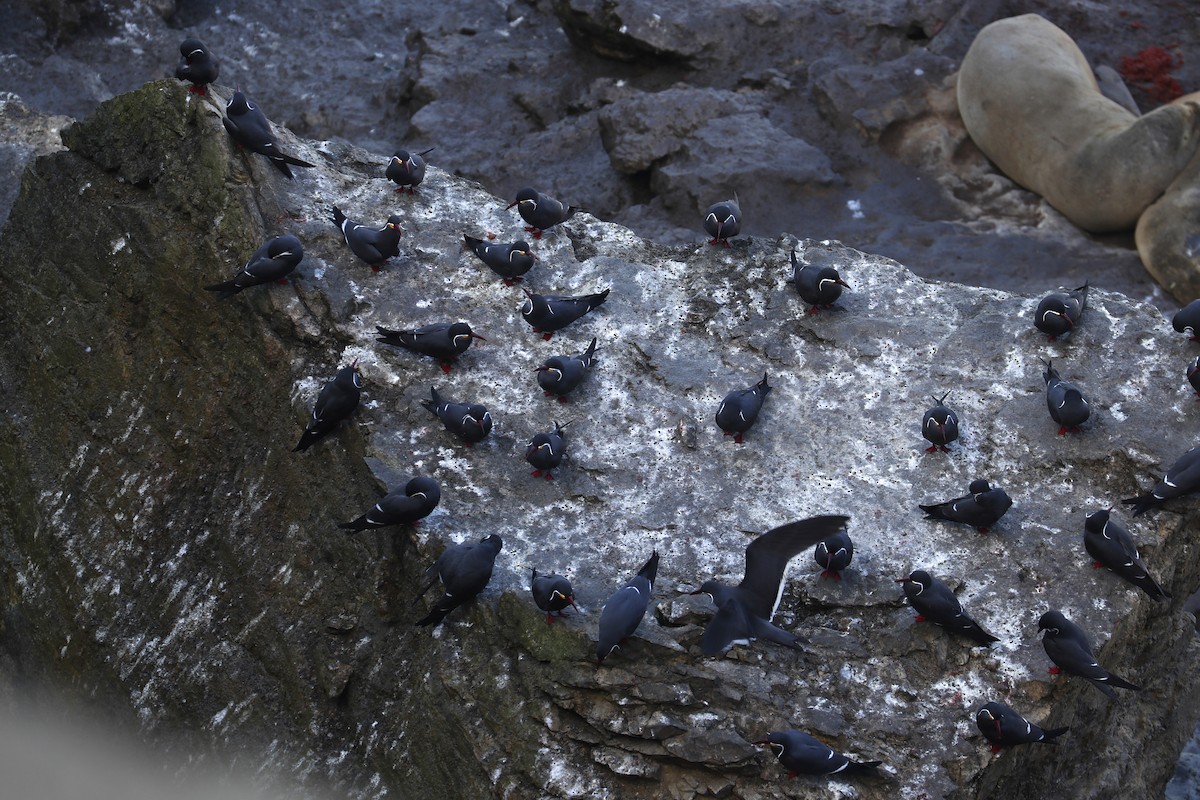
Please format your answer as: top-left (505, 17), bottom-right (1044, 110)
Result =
top-left (330, 206), bottom-right (403, 272)
top-left (386, 147), bottom-right (435, 194)
top-left (520, 288), bottom-right (609, 340)
top-left (337, 476), bottom-right (440, 531)
top-left (505, 187), bottom-right (577, 239)
top-left (525, 421), bottom-right (568, 480)
top-left (896, 569), bottom-right (999, 646)
top-left (1034, 282), bottom-right (1088, 341)
top-left (755, 731), bottom-right (881, 779)
top-left (691, 516), bottom-right (850, 655)
top-left (975, 702), bottom-right (1069, 753)
top-left (1038, 609), bottom-right (1141, 699)
top-left (715, 373), bottom-right (771, 444)
top-left (596, 551), bottom-right (659, 664)
top-left (464, 235), bottom-right (535, 285)
top-left (1084, 509), bottom-right (1171, 601)
top-left (537, 338), bottom-right (599, 402)
top-left (375, 322), bottom-right (484, 374)
top-left (531, 569), bottom-right (578, 624)
top-left (1042, 359), bottom-right (1091, 435)
top-left (1172, 299), bottom-right (1200, 339)
top-left (1122, 445), bottom-right (1200, 516)
top-left (921, 391), bottom-right (959, 453)
top-left (789, 249), bottom-right (850, 313)
top-left (222, 89), bottom-right (315, 179)
top-left (421, 387), bottom-right (493, 446)
top-left (175, 38), bottom-right (219, 96)
top-left (920, 478), bottom-right (1012, 533)
top-left (814, 528), bottom-right (853, 581)
top-left (294, 361), bottom-right (362, 452)
top-left (204, 234), bottom-right (303, 299)
top-left (703, 196), bottom-right (741, 247)
top-left (1187, 356), bottom-right (1200, 399)
top-left (415, 534), bottom-right (503, 627)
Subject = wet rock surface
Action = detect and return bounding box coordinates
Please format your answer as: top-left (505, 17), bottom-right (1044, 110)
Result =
top-left (1, 80), bottom-right (1199, 799)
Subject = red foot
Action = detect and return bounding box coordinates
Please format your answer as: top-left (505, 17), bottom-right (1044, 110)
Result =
top-left (503, 278), bottom-right (520, 286)
top-left (915, 615), bottom-right (927, 622)
top-left (440, 363), bottom-right (452, 375)
top-left (990, 744), bottom-right (1003, 754)
top-left (541, 332), bottom-right (553, 341)
top-left (1047, 335), bottom-right (1058, 342)
top-left (787, 771), bottom-right (798, 779)
top-left (734, 434), bottom-right (744, 444)
top-left (525, 226), bottom-right (544, 239)
top-left (806, 305), bottom-right (820, 315)
top-left (543, 391), bottom-right (554, 397)
top-left (819, 569), bottom-right (842, 581)
top-left (371, 264), bottom-right (382, 273)
top-left (556, 395), bottom-right (570, 403)
top-left (531, 470), bottom-right (542, 478)
top-left (407, 187), bottom-right (416, 196)
top-left (545, 612), bottom-right (555, 625)
top-left (1093, 561), bottom-right (1104, 569)
top-left (707, 238), bottom-right (731, 248)
top-left (276, 278), bottom-right (289, 285)
top-left (925, 444), bottom-right (939, 453)
top-left (463, 442), bottom-right (474, 449)
top-left (976, 527), bottom-right (990, 534)
top-left (187, 85), bottom-right (207, 96)
top-left (544, 472), bottom-right (554, 481)
top-left (1058, 425), bottom-right (1068, 436)
top-left (1048, 666), bottom-right (1061, 675)
top-left (393, 187), bottom-right (405, 194)
top-left (486, 232), bottom-right (497, 240)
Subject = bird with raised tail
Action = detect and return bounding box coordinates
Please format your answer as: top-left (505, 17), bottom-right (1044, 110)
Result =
top-left (920, 478), bottom-right (1012, 533)
top-left (506, 187), bottom-right (577, 238)
top-left (789, 249), bottom-right (850, 313)
top-left (897, 569), bottom-right (999, 646)
top-left (294, 361), bottom-right (361, 452)
top-left (1034, 282), bottom-right (1088, 341)
top-left (715, 373), bottom-right (771, 444)
top-left (520, 288), bottom-right (609, 340)
top-left (205, 234), bottom-right (303, 299)
top-left (536, 338), bottom-right (599, 402)
top-left (1083, 509), bottom-right (1171, 601)
top-left (921, 391), bottom-right (959, 453)
top-left (1038, 609), bottom-right (1141, 699)
top-left (464, 235), bottom-right (535, 285)
top-left (330, 206), bottom-right (403, 272)
top-left (975, 702), bottom-right (1068, 753)
top-left (755, 730), bottom-right (881, 779)
top-left (337, 476), bottom-right (440, 531)
top-left (386, 147), bottom-right (435, 194)
top-left (525, 421), bottom-right (568, 480)
top-left (375, 322), bottom-right (484, 374)
top-left (531, 569), bottom-right (578, 624)
top-left (175, 39), bottom-right (219, 96)
top-left (703, 196), bottom-right (741, 247)
top-left (596, 551), bottom-right (659, 664)
top-left (415, 534), bottom-right (503, 627)
top-left (421, 387), bottom-right (493, 446)
top-left (813, 528), bottom-right (853, 580)
top-left (1042, 359), bottom-right (1091, 435)
top-left (1121, 445), bottom-right (1200, 516)
top-left (222, 90), bottom-right (315, 179)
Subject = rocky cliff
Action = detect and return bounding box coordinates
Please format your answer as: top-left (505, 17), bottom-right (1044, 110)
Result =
top-left (0, 80), bottom-right (1198, 799)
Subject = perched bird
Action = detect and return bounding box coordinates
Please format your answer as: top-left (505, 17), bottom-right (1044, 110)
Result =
top-left (520, 288), bottom-right (609, 340)
top-left (1034, 282), bottom-right (1088, 341)
top-left (1042, 359), bottom-right (1091, 435)
top-left (1083, 509), bottom-right (1171, 601)
top-left (1187, 355), bottom-right (1200, 399)
top-left (596, 551), bottom-right (659, 664)
top-left (525, 421), bottom-right (568, 480)
top-left (337, 476), bottom-right (440, 531)
top-left (463, 235), bottom-right (535, 285)
top-left (789, 249), bottom-right (850, 313)
top-left (1038, 609), bottom-right (1141, 699)
top-left (175, 38), bottom-right (219, 96)
top-left (415, 534), bottom-right (503, 627)
top-left (536, 338), bottom-right (599, 402)
top-left (294, 361), bottom-right (362, 452)
top-left (1122, 445), bottom-right (1200, 516)
top-left (386, 147), bottom-right (435, 194)
top-left (703, 196), bottom-right (742, 247)
top-left (1172, 299), bottom-right (1200, 339)
top-left (896, 569), bottom-right (999, 646)
top-left (715, 373), bottom-right (771, 444)
top-left (421, 387), bottom-right (493, 446)
top-left (222, 90), bottom-right (315, 179)
top-left (921, 391), bottom-right (959, 453)
top-left (204, 234), bottom-right (304, 299)
top-left (375, 322), bottom-right (484, 374)
top-left (975, 702), bottom-right (1069, 753)
top-left (506, 187), bottom-right (577, 238)
top-left (330, 206), bottom-right (403, 272)
top-left (920, 478), bottom-right (1012, 533)
top-left (755, 730), bottom-right (881, 779)
top-left (530, 569), bottom-right (578, 624)
top-left (813, 528), bottom-right (853, 580)
top-left (691, 516), bottom-right (850, 655)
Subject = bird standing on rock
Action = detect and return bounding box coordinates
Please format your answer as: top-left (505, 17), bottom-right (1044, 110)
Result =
top-left (975, 702), bottom-right (1069, 753)
top-left (715, 373), bottom-right (771, 444)
top-left (596, 551), bottom-right (659, 664)
top-left (506, 187), bottom-right (577, 238)
top-left (204, 234), bottom-right (303, 299)
top-left (1038, 609), bottom-right (1141, 699)
top-left (691, 516), bottom-right (850, 655)
top-left (896, 569), bottom-right (999, 646)
top-left (703, 196), bottom-right (741, 247)
top-left (337, 476), bottom-right (440, 531)
top-left (1172, 299), bottom-right (1200, 339)
top-left (813, 528), bottom-right (853, 580)
top-left (464, 235), bottom-right (535, 285)
top-left (1042, 359), bottom-right (1091, 435)
top-left (536, 338), bottom-right (599, 402)
top-left (755, 730), bottom-right (881, 779)
top-left (415, 534), bottom-right (503, 627)
top-left (525, 421), bottom-right (568, 480)
top-left (531, 569), bottom-right (578, 624)
top-left (222, 90), bottom-right (315, 179)
top-left (520, 288), bottom-right (609, 340)
top-left (386, 147), bottom-right (435, 194)
top-left (1083, 508), bottom-right (1170, 601)
top-left (294, 361), bottom-right (362, 452)
top-left (920, 478), bottom-right (1012, 533)
top-left (1034, 282), bottom-right (1088, 341)
top-left (921, 391), bottom-right (959, 452)
top-left (1122, 445), bottom-right (1200, 516)
top-left (1188, 356), bottom-right (1200, 398)
top-left (421, 387), bottom-right (493, 446)
top-left (789, 249), bottom-right (850, 313)
top-left (175, 39), bottom-right (219, 96)
top-left (375, 322), bottom-right (484, 374)
top-left (331, 206), bottom-right (403, 272)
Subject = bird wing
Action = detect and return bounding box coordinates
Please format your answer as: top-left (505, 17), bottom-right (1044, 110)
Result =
top-left (700, 597), bottom-right (755, 655)
top-left (740, 516), bottom-right (849, 619)
top-left (1160, 446), bottom-right (1200, 499)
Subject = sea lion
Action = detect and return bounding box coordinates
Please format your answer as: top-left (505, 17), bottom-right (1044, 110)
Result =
top-left (957, 14), bottom-right (1200, 234)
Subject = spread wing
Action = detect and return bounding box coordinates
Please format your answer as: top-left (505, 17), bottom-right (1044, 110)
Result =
top-left (740, 515), bottom-right (849, 619)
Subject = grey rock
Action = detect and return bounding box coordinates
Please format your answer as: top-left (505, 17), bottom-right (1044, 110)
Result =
top-left (0, 96), bottom-right (71, 230)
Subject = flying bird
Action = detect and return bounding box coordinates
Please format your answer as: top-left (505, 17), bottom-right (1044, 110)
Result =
top-left (596, 551), bottom-right (659, 664)
top-left (204, 234), bottom-right (303, 299)
top-left (1038, 609), bottom-right (1141, 699)
top-left (222, 89), bottom-right (315, 179)
top-left (896, 569), bottom-right (999, 645)
top-left (294, 361), bottom-right (362, 452)
top-left (337, 476), bottom-right (440, 531)
top-left (415, 534), bottom-right (503, 627)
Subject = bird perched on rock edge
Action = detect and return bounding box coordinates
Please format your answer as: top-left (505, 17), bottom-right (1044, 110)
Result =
top-left (975, 702), bottom-right (1068, 753)
top-left (506, 187), bottom-right (577, 238)
top-left (294, 360), bottom-right (362, 452)
top-left (704, 196), bottom-right (741, 247)
top-left (1083, 508), bottom-right (1171, 601)
top-left (1037, 609), bottom-right (1141, 699)
top-left (896, 569), bottom-right (999, 646)
top-left (205, 234), bottom-right (303, 299)
top-left (1121, 445), bottom-right (1200, 516)
top-left (531, 569), bottom-right (578, 624)
top-left (175, 38), bottom-right (219, 96)
top-left (596, 551), bottom-right (659, 664)
top-left (755, 730), bottom-right (881, 778)
top-left (337, 476), bottom-right (440, 531)
top-left (222, 89), bottom-right (315, 179)
top-left (415, 534), bottom-right (504, 627)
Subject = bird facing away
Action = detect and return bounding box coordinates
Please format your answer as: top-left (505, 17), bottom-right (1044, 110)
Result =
top-left (464, 235), bottom-right (535, 285)
top-left (536, 338), bottom-right (599, 402)
top-left (530, 569), bottom-right (578, 624)
top-left (920, 478), bottom-right (1012, 533)
top-left (755, 730), bottom-right (881, 779)
top-left (204, 234), bottom-right (303, 299)
top-left (1037, 609), bottom-right (1141, 699)
top-left (1083, 509), bottom-right (1171, 601)
top-left (703, 196), bottom-right (742, 247)
top-left (596, 551), bottom-right (659, 664)
top-left (896, 569), bottom-right (999, 646)
top-left (520, 288), bottom-right (609, 340)
top-left (525, 421), bottom-right (568, 480)
top-left (415, 534), bottom-right (503, 627)
top-left (375, 322), bottom-right (484, 374)
top-left (715, 373), bottom-right (771, 444)
top-left (692, 516), bottom-right (850, 655)
top-left (921, 391), bottom-right (959, 453)
top-left (789, 249), bottom-right (850, 313)
top-left (1121, 445), bottom-right (1200, 516)
top-left (506, 187), bottom-right (577, 238)
top-left (975, 702), bottom-right (1069, 753)
top-left (222, 90), bottom-right (315, 179)
top-left (337, 476), bottom-right (440, 532)
top-left (1041, 359), bottom-right (1091, 435)
top-left (813, 528), bottom-right (853, 580)
top-left (294, 361), bottom-right (362, 452)
top-left (386, 147), bottom-right (435, 194)
top-left (1172, 298), bottom-right (1200, 339)
top-left (175, 38), bottom-right (219, 96)
top-left (1034, 282), bottom-right (1088, 341)
top-left (330, 206), bottom-right (403, 272)
top-left (421, 387), bottom-right (493, 446)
